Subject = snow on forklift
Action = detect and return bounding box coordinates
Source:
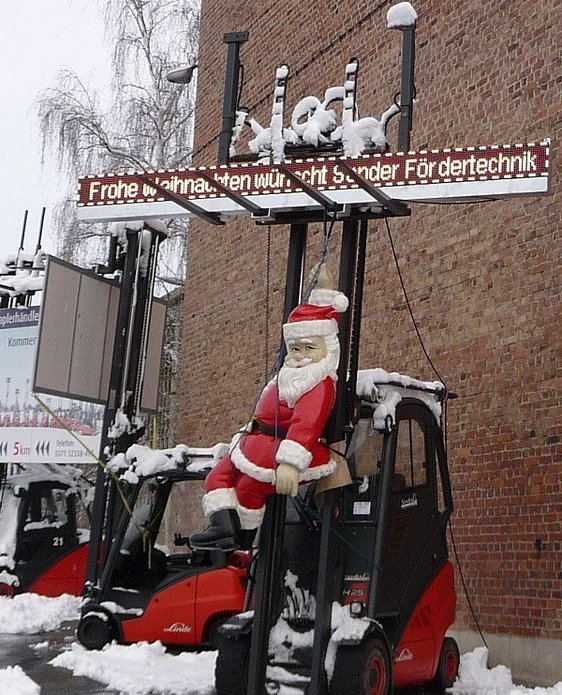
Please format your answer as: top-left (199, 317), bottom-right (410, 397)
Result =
top-left (0, 462), bottom-right (92, 597)
top-left (76, 443), bottom-right (251, 650)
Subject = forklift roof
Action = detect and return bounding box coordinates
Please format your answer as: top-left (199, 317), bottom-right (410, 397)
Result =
top-left (357, 368), bottom-right (446, 429)
top-left (4, 462), bottom-right (88, 492)
top-left (108, 442), bottom-right (229, 483)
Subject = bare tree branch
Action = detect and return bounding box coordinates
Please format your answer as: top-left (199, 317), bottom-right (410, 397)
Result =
top-left (35, 0), bottom-right (199, 278)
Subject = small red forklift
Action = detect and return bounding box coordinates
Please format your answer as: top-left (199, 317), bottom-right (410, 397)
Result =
top-left (77, 448), bottom-right (250, 650)
top-left (0, 462), bottom-right (91, 597)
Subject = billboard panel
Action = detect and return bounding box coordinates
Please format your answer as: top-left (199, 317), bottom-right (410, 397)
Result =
top-left (33, 256), bottom-right (165, 413)
top-left (0, 306), bottom-right (103, 464)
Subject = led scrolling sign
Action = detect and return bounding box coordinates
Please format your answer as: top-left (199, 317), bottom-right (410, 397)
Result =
top-left (77, 141), bottom-right (549, 222)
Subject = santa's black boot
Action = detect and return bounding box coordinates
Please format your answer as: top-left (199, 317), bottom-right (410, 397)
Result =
top-left (238, 529), bottom-right (257, 550)
top-left (190, 510), bottom-right (241, 549)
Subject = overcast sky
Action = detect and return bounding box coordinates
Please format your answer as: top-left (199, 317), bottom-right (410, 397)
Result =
top-left (0, 1), bottom-right (111, 260)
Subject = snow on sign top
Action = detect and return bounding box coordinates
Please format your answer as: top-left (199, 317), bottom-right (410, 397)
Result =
top-left (76, 141), bottom-right (550, 224)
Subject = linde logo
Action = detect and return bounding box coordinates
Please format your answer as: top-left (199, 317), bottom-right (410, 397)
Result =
top-left (396, 648), bottom-right (414, 662)
top-left (78, 141), bottom-right (549, 207)
top-left (163, 622), bottom-right (192, 633)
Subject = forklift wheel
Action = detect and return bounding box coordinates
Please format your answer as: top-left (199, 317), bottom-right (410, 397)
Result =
top-left (215, 634), bottom-right (251, 695)
top-left (0, 583), bottom-right (15, 598)
top-left (427, 637), bottom-right (460, 691)
top-left (76, 613), bottom-right (116, 651)
top-left (330, 638), bottom-right (391, 695)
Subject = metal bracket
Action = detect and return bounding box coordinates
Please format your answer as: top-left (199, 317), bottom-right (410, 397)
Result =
top-left (337, 161), bottom-right (410, 217)
top-left (196, 170), bottom-right (273, 219)
top-left (277, 164), bottom-right (341, 213)
top-left (138, 174), bottom-right (224, 225)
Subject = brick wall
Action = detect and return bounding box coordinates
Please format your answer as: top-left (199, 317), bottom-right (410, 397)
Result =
top-left (177, 0), bottom-right (561, 641)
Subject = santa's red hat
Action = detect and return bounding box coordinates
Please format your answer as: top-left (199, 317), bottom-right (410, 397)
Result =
top-left (283, 288), bottom-right (348, 340)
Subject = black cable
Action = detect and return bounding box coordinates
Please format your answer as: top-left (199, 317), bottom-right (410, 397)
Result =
top-left (385, 215), bottom-right (489, 649)
top-left (448, 518), bottom-right (489, 650)
top-left (384, 216), bottom-right (445, 386)
top-left (264, 224), bottom-right (271, 388)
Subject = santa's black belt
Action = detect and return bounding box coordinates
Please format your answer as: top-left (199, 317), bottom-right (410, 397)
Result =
top-left (251, 420), bottom-right (288, 438)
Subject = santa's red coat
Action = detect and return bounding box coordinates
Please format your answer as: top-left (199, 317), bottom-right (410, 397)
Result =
top-left (203, 377), bottom-right (337, 528)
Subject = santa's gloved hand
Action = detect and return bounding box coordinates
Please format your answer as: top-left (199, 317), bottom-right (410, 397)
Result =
top-left (275, 462), bottom-right (299, 496)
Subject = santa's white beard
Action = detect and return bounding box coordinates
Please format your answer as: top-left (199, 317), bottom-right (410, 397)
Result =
top-left (277, 348), bottom-right (339, 407)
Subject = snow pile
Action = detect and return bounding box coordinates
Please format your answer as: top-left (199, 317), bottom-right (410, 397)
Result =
top-left (451, 647), bottom-right (562, 695)
top-left (0, 666), bottom-right (40, 695)
top-left (107, 408), bottom-right (144, 441)
top-left (50, 641), bottom-right (216, 695)
top-left (0, 593), bottom-right (81, 634)
top-left (387, 2), bottom-right (418, 29)
top-left (292, 96), bottom-right (339, 148)
top-left (324, 602), bottom-right (373, 681)
top-left (0, 250), bottom-right (46, 297)
top-left (108, 442), bottom-right (228, 482)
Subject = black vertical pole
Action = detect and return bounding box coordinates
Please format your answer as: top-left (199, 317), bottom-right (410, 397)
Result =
top-left (18, 210), bottom-right (28, 255)
top-left (84, 231), bottom-right (141, 591)
top-left (326, 218), bottom-right (360, 445)
top-left (35, 208), bottom-right (46, 253)
top-left (217, 31), bottom-right (249, 165)
top-left (346, 219), bottom-right (368, 420)
top-left (247, 222), bottom-right (307, 695)
top-left (309, 218), bottom-right (360, 695)
top-left (397, 24), bottom-right (416, 152)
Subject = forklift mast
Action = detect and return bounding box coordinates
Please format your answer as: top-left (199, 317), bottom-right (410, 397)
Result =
top-left (85, 223), bottom-right (166, 597)
top-left (243, 19), bottom-right (416, 690)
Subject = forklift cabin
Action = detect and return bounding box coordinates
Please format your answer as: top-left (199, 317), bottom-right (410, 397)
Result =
top-left (0, 463), bottom-right (90, 597)
top-left (214, 376), bottom-right (458, 694)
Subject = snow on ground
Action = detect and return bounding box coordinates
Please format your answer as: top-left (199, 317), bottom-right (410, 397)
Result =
top-left (0, 593), bottom-right (80, 633)
top-left (1, 594), bottom-right (562, 694)
top-left (50, 641), bottom-right (216, 695)
top-left (451, 647), bottom-right (562, 695)
top-left (0, 665), bottom-right (40, 695)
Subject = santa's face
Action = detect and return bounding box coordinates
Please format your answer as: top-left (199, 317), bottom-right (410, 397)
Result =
top-left (285, 337), bottom-right (327, 367)
top-left (277, 334), bottom-right (339, 407)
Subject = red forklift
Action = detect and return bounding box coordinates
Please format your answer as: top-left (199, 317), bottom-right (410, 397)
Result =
top-left (0, 462), bottom-right (91, 597)
top-left (76, 448), bottom-right (250, 650)
top-left (77, 223), bottom-right (250, 651)
top-left (214, 373), bottom-right (459, 694)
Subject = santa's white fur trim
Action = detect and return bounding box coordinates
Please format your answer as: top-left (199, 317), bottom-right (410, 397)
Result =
top-left (298, 458), bottom-right (338, 481)
top-left (283, 318), bottom-right (338, 340)
top-left (275, 439), bottom-right (312, 471)
top-left (232, 445), bottom-right (275, 483)
top-left (231, 441), bottom-right (337, 484)
top-left (202, 487), bottom-right (238, 517)
top-left (237, 503), bottom-right (265, 530)
top-left (309, 288), bottom-right (349, 312)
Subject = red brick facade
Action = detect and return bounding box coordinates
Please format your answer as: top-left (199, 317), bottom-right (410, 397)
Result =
top-left (178, 0), bottom-right (561, 650)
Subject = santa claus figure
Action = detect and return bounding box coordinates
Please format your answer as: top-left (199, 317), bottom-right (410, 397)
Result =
top-left (190, 269), bottom-right (348, 550)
